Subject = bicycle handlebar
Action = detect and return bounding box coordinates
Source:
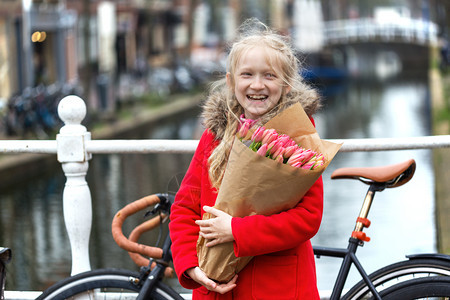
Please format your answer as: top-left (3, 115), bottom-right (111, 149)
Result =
top-left (111, 194), bottom-right (164, 259)
top-left (128, 213), bottom-right (167, 266)
top-left (112, 194), bottom-right (175, 277)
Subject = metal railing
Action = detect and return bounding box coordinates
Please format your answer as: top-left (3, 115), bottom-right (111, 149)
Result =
top-left (1, 95), bottom-right (450, 299)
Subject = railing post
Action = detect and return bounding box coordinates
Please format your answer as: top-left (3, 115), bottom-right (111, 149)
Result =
top-left (56, 95), bottom-right (92, 275)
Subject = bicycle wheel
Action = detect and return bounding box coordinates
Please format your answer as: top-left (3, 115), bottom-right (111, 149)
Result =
top-left (377, 276), bottom-right (450, 299)
top-left (36, 268), bottom-right (184, 300)
top-left (343, 258), bottom-right (450, 300)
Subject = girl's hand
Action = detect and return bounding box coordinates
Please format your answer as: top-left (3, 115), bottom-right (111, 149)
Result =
top-left (186, 267), bottom-right (238, 294)
top-left (196, 206), bottom-right (234, 247)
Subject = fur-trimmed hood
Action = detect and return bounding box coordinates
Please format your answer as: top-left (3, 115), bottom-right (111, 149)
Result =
top-left (201, 82), bottom-right (321, 140)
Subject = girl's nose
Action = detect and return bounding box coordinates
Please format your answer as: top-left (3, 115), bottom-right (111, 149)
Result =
top-left (250, 76), bottom-right (264, 89)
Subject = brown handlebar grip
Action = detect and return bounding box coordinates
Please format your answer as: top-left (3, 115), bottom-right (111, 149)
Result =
top-left (128, 215), bottom-right (163, 266)
top-left (111, 194), bottom-right (163, 259)
top-left (128, 214), bottom-right (174, 277)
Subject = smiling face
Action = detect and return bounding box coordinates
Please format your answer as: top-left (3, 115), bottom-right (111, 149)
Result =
top-left (227, 46), bottom-right (290, 120)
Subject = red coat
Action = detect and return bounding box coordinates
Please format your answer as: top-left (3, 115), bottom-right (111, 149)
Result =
top-left (169, 129), bottom-right (323, 300)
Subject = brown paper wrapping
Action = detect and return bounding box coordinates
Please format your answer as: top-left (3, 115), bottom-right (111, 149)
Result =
top-left (196, 103), bottom-right (342, 282)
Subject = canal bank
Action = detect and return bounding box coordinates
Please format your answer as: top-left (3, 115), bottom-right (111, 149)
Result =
top-left (430, 69), bottom-right (450, 255)
top-left (0, 93), bottom-right (204, 190)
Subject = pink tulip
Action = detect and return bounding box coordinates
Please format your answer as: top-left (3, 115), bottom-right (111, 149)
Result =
top-left (275, 154), bottom-right (284, 163)
top-left (291, 161), bottom-right (302, 168)
top-left (283, 145), bottom-right (297, 158)
top-left (312, 160), bottom-right (324, 169)
top-left (261, 129), bottom-right (278, 145)
top-left (286, 151), bottom-right (302, 165)
top-left (314, 153), bottom-right (324, 161)
top-left (287, 149), bottom-right (315, 166)
top-left (237, 121), bottom-right (250, 140)
top-left (268, 140), bottom-right (283, 156)
top-left (256, 143), bottom-right (269, 157)
top-left (306, 156), bottom-right (317, 164)
top-left (277, 134), bottom-right (292, 147)
top-left (306, 153), bottom-right (324, 166)
top-left (239, 115), bottom-right (256, 129)
top-left (293, 147), bottom-right (305, 155)
top-left (301, 161), bottom-right (315, 170)
top-left (272, 146), bottom-right (285, 158)
top-left (287, 140), bottom-right (298, 147)
top-left (302, 150), bottom-right (316, 161)
top-left (251, 126), bottom-right (265, 143)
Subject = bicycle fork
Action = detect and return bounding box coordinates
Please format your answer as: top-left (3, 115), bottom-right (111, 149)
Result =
top-left (137, 263), bottom-right (167, 300)
top-left (137, 234), bottom-right (173, 300)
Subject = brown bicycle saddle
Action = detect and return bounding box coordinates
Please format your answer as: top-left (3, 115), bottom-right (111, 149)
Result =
top-left (331, 159), bottom-right (416, 188)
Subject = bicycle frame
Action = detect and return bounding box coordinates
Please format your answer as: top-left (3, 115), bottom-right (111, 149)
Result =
top-left (314, 240), bottom-right (380, 300)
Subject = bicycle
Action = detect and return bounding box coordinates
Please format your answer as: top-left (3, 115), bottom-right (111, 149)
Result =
top-left (37, 159), bottom-right (450, 299)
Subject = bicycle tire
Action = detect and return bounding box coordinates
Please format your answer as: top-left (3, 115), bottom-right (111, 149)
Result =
top-left (36, 268), bottom-right (184, 300)
top-left (376, 276), bottom-right (450, 299)
top-left (343, 258), bottom-right (450, 300)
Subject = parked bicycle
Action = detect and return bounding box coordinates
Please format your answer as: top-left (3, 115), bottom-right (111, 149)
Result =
top-left (3, 83), bottom-right (81, 139)
top-left (37, 159), bottom-right (450, 299)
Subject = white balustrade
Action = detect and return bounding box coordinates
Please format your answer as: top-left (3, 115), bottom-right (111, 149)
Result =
top-left (56, 95), bottom-right (93, 275)
top-left (0, 95), bottom-right (450, 299)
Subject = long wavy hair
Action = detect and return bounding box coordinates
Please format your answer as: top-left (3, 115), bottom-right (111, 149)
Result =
top-left (207, 19), bottom-right (321, 189)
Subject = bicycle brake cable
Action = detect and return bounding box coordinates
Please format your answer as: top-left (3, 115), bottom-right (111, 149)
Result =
top-left (155, 211), bottom-right (164, 248)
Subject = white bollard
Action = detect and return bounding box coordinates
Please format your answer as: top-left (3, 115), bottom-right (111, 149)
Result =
top-left (57, 95), bottom-right (93, 275)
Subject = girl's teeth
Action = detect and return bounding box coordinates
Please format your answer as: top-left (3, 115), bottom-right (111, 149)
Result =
top-left (248, 95), bottom-right (267, 101)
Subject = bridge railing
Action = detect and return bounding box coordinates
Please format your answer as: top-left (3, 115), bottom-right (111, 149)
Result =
top-left (1, 95), bottom-right (450, 298)
top-left (324, 17), bottom-right (438, 45)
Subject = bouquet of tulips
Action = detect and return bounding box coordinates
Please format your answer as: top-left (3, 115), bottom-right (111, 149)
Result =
top-left (197, 103), bottom-right (342, 282)
top-left (239, 125), bottom-right (325, 170)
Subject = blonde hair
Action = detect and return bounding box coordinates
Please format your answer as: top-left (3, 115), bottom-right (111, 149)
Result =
top-left (207, 18), bottom-right (320, 189)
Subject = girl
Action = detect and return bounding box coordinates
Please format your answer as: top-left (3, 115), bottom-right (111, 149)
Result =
top-left (169, 19), bottom-right (323, 299)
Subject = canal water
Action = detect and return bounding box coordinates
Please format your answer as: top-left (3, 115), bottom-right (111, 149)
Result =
top-left (0, 74), bottom-right (435, 293)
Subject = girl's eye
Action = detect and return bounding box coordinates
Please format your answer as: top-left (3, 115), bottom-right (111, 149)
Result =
top-left (241, 72), bottom-right (252, 77)
top-left (265, 73), bottom-right (276, 79)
